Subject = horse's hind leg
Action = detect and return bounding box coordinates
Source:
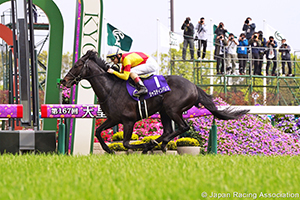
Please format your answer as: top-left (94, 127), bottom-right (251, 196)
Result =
top-left (95, 118), bottom-right (118, 154)
top-left (142, 110), bottom-right (173, 154)
top-left (122, 120), bottom-right (148, 150)
top-left (161, 112), bottom-right (190, 145)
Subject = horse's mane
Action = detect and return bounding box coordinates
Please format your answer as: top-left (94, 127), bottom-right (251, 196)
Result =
top-left (85, 50), bottom-right (124, 83)
top-left (86, 50), bottom-right (109, 72)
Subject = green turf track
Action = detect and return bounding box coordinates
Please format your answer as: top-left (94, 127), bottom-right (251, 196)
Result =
top-left (0, 154), bottom-right (299, 200)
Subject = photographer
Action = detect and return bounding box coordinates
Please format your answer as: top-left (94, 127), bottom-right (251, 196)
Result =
top-left (181, 17), bottom-right (194, 60)
top-left (279, 39), bottom-right (293, 76)
top-left (226, 33), bottom-right (238, 74)
top-left (249, 32), bottom-right (262, 75)
top-left (214, 34), bottom-right (228, 75)
top-left (237, 33), bottom-right (248, 75)
top-left (257, 31), bottom-right (266, 75)
top-left (265, 36), bottom-right (278, 76)
top-left (214, 22), bottom-right (227, 37)
top-left (242, 17), bottom-right (256, 40)
top-left (195, 17), bottom-right (208, 60)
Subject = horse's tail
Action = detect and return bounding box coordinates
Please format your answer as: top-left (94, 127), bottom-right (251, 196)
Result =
top-left (195, 87), bottom-right (249, 120)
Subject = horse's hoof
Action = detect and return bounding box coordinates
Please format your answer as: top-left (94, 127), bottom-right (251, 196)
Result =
top-left (150, 139), bottom-right (159, 145)
top-left (142, 150), bottom-right (148, 154)
top-left (161, 142), bottom-right (167, 152)
top-left (109, 149), bottom-right (115, 154)
top-left (162, 147), bottom-right (167, 153)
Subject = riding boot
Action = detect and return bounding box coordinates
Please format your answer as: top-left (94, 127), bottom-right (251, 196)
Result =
top-left (134, 79), bottom-right (148, 97)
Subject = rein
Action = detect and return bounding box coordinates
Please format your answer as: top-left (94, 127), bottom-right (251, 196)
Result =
top-left (67, 58), bottom-right (89, 85)
top-left (69, 58), bottom-right (105, 83)
top-left (98, 79), bottom-right (117, 105)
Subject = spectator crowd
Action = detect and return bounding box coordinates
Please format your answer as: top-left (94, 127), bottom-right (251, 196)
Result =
top-left (181, 17), bottom-right (294, 77)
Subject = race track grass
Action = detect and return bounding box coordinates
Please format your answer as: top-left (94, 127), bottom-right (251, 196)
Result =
top-left (0, 154), bottom-right (300, 200)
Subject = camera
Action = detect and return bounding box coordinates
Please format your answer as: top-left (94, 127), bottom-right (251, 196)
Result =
top-left (185, 19), bottom-right (189, 24)
top-left (219, 35), bottom-right (223, 39)
top-left (283, 43), bottom-right (288, 47)
top-left (245, 19), bottom-right (249, 24)
top-left (200, 20), bottom-right (204, 24)
top-left (254, 35), bottom-right (257, 39)
top-left (219, 24), bottom-right (223, 28)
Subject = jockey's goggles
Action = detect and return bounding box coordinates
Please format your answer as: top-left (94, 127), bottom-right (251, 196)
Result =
top-left (108, 55), bottom-right (116, 61)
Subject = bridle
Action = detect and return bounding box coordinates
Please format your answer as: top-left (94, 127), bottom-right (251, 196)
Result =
top-left (67, 58), bottom-right (90, 85)
top-left (67, 58), bottom-right (107, 85)
top-left (66, 57), bottom-right (117, 105)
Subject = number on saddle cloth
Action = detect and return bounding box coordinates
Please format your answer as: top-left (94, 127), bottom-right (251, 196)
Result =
top-left (126, 75), bottom-right (171, 101)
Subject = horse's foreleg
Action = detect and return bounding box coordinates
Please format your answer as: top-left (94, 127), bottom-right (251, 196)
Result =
top-left (122, 121), bottom-right (148, 150)
top-left (95, 118), bottom-right (118, 154)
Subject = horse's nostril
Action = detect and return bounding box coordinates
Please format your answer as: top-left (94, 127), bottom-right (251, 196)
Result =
top-left (60, 79), bottom-right (67, 85)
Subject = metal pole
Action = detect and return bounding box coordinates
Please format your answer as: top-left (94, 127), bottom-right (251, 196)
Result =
top-left (208, 118), bottom-right (217, 154)
top-left (5, 45), bottom-right (9, 90)
top-left (210, 19), bottom-right (214, 95)
top-left (170, 0), bottom-right (174, 32)
top-left (28, 0), bottom-right (38, 128)
top-left (9, 49), bottom-right (14, 130)
top-left (249, 46), bottom-right (252, 75)
top-left (11, 0), bottom-right (19, 106)
top-left (58, 120), bottom-right (66, 155)
top-left (210, 118), bottom-right (218, 154)
top-left (15, 0), bottom-right (31, 126)
top-left (34, 50), bottom-right (40, 130)
top-left (57, 84), bottom-right (65, 154)
top-left (112, 126), bottom-right (119, 134)
top-left (223, 49), bottom-right (227, 97)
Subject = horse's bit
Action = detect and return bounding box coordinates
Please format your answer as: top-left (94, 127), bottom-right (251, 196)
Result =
top-left (67, 58), bottom-right (89, 85)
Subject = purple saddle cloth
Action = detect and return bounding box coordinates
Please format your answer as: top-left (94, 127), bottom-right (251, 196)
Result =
top-left (126, 75), bottom-right (171, 101)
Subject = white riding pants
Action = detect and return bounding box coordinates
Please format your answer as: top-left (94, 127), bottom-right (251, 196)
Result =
top-left (130, 56), bottom-right (159, 75)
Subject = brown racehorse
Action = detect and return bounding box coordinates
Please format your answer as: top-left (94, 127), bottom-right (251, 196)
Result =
top-left (61, 50), bottom-right (249, 154)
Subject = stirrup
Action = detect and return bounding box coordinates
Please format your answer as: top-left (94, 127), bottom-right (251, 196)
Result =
top-left (133, 88), bottom-right (148, 97)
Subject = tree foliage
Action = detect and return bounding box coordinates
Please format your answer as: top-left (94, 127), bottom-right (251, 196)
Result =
top-left (0, 50), bottom-right (73, 105)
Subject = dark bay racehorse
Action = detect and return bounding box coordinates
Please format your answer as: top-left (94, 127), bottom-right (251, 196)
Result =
top-left (61, 50), bottom-right (249, 154)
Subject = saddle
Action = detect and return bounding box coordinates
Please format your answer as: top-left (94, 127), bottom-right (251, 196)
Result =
top-left (126, 75), bottom-right (171, 119)
top-left (126, 75), bottom-right (170, 101)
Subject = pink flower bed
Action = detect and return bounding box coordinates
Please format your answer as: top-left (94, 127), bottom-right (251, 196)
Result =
top-left (94, 97), bottom-right (300, 155)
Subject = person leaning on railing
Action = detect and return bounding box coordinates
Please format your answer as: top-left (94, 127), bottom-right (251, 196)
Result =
top-left (237, 33), bottom-right (248, 75)
top-left (279, 39), bottom-right (293, 76)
